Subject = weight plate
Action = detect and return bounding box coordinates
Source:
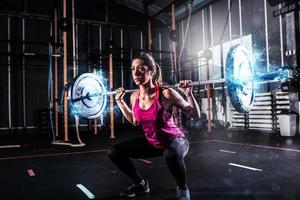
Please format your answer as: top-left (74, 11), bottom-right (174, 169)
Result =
top-left (69, 73), bottom-right (107, 119)
top-left (226, 44), bottom-right (255, 113)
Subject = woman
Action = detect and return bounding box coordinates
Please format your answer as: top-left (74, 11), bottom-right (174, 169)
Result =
top-left (108, 52), bottom-right (200, 200)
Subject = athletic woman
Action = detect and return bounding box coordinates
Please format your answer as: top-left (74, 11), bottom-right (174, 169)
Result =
top-left (108, 52), bottom-right (200, 200)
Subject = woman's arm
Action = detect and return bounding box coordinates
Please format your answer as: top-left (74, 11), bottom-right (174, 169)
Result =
top-left (162, 81), bottom-right (201, 118)
top-left (115, 88), bottom-right (138, 126)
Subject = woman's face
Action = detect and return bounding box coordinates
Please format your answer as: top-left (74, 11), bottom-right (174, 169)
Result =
top-left (131, 58), bottom-right (153, 86)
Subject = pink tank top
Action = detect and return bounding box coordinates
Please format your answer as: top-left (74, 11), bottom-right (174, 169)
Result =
top-left (133, 86), bottom-right (185, 148)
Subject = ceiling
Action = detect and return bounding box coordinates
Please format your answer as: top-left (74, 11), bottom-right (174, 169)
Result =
top-left (114, 0), bottom-right (211, 21)
top-left (0, 0), bottom-right (212, 26)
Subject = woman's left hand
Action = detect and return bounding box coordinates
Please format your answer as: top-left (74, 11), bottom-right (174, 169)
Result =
top-left (177, 80), bottom-right (193, 96)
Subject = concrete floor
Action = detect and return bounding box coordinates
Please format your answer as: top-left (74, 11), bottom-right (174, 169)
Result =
top-left (0, 128), bottom-right (300, 200)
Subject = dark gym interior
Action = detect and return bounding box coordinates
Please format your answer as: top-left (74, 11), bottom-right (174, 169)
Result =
top-left (1, 0), bottom-right (300, 199)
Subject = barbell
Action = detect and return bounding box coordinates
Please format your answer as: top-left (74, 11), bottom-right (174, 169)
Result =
top-left (68, 44), bottom-right (290, 119)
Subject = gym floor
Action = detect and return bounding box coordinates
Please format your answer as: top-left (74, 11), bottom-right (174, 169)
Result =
top-left (1, 128), bottom-right (300, 200)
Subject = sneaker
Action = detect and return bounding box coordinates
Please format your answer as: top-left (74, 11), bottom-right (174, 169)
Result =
top-left (176, 187), bottom-right (190, 200)
top-left (120, 180), bottom-right (150, 198)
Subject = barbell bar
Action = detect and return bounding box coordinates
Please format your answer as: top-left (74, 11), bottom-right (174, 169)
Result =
top-left (68, 44), bottom-right (291, 119)
top-left (71, 79), bottom-right (227, 103)
top-left (72, 89), bottom-right (138, 103)
top-left (71, 70), bottom-right (287, 103)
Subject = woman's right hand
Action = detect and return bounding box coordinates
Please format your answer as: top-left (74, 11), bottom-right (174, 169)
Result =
top-left (115, 87), bottom-right (125, 101)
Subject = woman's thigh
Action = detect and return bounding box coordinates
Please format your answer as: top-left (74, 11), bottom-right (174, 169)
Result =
top-left (112, 136), bottom-right (164, 159)
top-left (164, 137), bottom-right (189, 159)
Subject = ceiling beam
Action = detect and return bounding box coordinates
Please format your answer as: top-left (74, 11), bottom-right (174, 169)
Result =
top-left (143, 0), bottom-right (156, 6)
top-left (149, 0), bottom-right (187, 20)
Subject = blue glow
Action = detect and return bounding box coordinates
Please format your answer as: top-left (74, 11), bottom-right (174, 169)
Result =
top-left (70, 71), bottom-right (122, 119)
top-left (250, 47), bottom-right (265, 73)
top-left (226, 44), bottom-right (254, 113)
top-left (95, 71), bottom-right (121, 116)
top-left (254, 70), bottom-right (289, 82)
top-left (249, 47), bottom-right (289, 84)
top-left (97, 70), bottom-right (123, 116)
top-left (70, 104), bottom-right (81, 116)
top-left (70, 73), bottom-right (108, 119)
top-left (249, 46), bottom-right (289, 81)
top-left (227, 44), bottom-right (290, 113)
top-left (96, 70), bottom-right (108, 82)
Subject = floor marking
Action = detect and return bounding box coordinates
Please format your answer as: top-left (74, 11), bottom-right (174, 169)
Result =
top-left (219, 149), bottom-right (236, 154)
top-left (27, 169), bottom-right (35, 176)
top-left (189, 140), bottom-right (215, 144)
top-left (213, 140), bottom-right (300, 153)
top-left (138, 159), bottom-right (152, 164)
top-left (32, 148), bottom-right (56, 152)
top-left (2, 139), bottom-right (299, 162)
top-left (76, 184), bottom-right (95, 199)
top-left (0, 145), bottom-right (21, 149)
top-left (0, 149), bottom-right (108, 161)
top-left (228, 163), bottom-right (263, 171)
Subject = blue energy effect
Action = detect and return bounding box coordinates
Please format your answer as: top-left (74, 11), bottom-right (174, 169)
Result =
top-left (69, 71), bottom-right (122, 119)
top-left (254, 48), bottom-right (288, 76)
top-left (254, 70), bottom-right (289, 82)
top-left (230, 46), bottom-right (289, 90)
top-left (95, 71), bottom-right (123, 116)
top-left (70, 104), bottom-right (80, 116)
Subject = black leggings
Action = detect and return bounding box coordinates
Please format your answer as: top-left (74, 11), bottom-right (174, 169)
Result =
top-left (108, 136), bottom-right (189, 187)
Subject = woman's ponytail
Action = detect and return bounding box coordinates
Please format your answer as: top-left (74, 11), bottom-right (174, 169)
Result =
top-left (154, 63), bottom-right (162, 86)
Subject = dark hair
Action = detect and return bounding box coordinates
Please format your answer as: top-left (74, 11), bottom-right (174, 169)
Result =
top-left (133, 52), bottom-right (162, 85)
